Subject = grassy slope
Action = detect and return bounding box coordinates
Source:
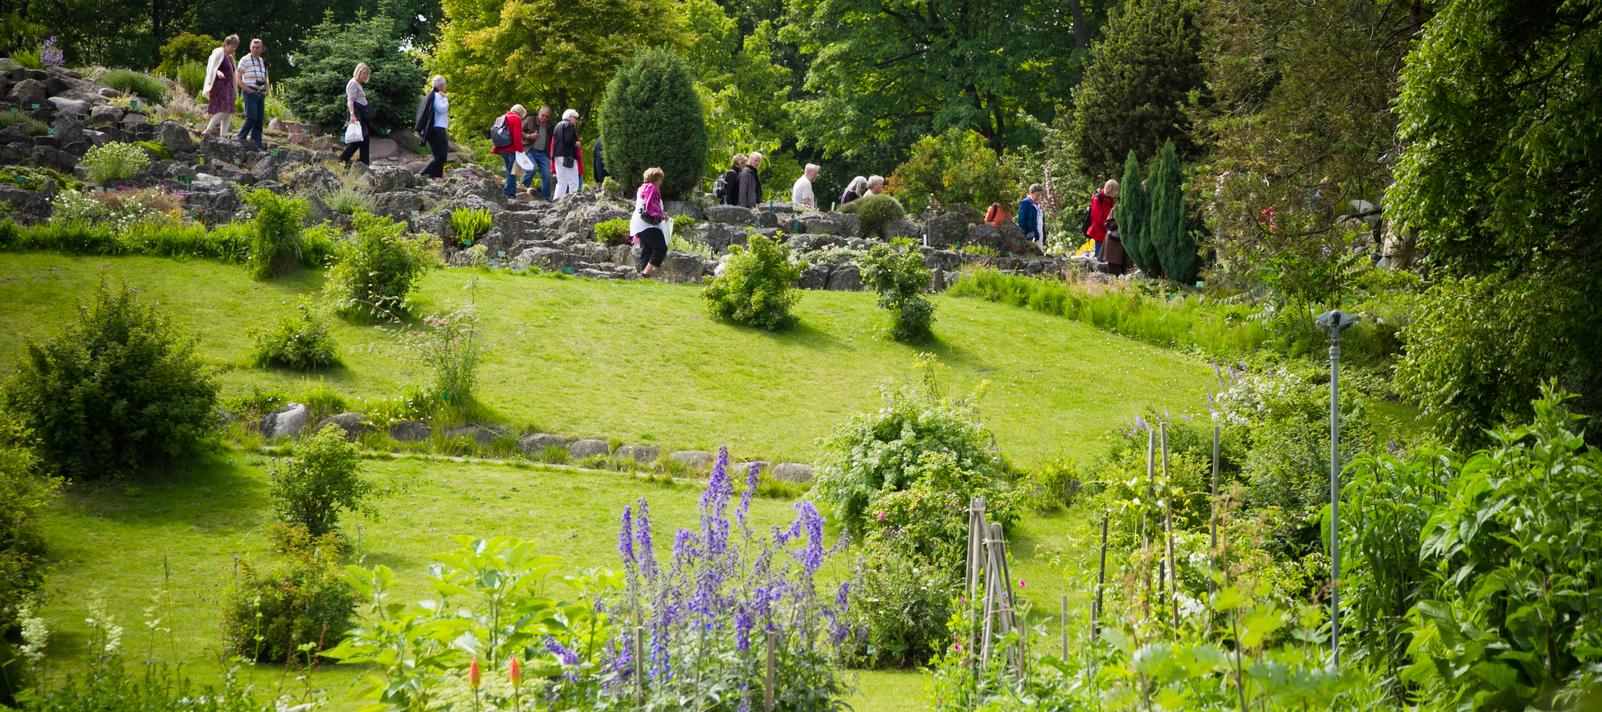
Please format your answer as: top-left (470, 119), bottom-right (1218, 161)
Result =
top-left (33, 451), bottom-right (1087, 710)
top-left (0, 253), bottom-right (1215, 467)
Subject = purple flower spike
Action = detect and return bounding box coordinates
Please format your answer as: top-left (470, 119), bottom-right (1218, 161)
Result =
top-left (545, 636), bottom-right (580, 666)
top-left (636, 499), bottom-right (658, 581)
top-left (619, 505), bottom-right (636, 567)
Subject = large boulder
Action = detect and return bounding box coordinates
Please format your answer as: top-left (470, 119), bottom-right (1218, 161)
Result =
top-left (374, 190), bottom-right (427, 220)
top-left (773, 463), bottom-right (815, 483)
top-left (46, 96), bottom-right (87, 116)
top-left (288, 165), bottom-right (341, 195)
top-left (668, 450), bottom-right (715, 473)
top-left (517, 433), bottom-right (569, 456)
top-left (798, 263), bottom-right (830, 290)
top-left (88, 104), bottom-right (122, 125)
top-left (657, 252), bottom-right (713, 283)
top-left (926, 211), bottom-right (976, 249)
top-left (825, 265), bottom-right (862, 291)
top-left (260, 403), bottom-right (309, 440)
top-left (323, 412), bottom-right (373, 440)
top-left (363, 165), bottom-right (420, 193)
top-left (368, 137), bottom-right (399, 160)
top-left (7, 78), bottom-right (46, 105)
top-left (181, 183), bottom-right (242, 226)
top-left (702, 222), bottom-right (749, 254)
top-left (557, 202), bottom-right (628, 242)
top-left (704, 204), bottom-right (757, 226)
top-left (568, 438), bottom-right (612, 459)
top-left (445, 425), bottom-right (500, 446)
top-left (613, 444), bottom-right (660, 464)
top-left (158, 121), bottom-right (195, 154)
top-left (389, 421), bottom-right (432, 442)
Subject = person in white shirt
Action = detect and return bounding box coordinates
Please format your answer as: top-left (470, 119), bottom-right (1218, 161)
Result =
top-left (791, 163), bottom-right (820, 209)
top-left (233, 39), bottom-right (268, 148)
top-left (866, 175), bottom-right (886, 195)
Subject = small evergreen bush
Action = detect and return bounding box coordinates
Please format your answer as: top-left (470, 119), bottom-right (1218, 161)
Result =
top-left (80, 142), bottom-right (151, 185)
top-left (99, 70), bottom-right (166, 104)
top-left (174, 61), bottom-right (206, 98)
top-left (703, 233), bottom-right (803, 331)
top-left (155, 32), bottom-right (219, 78)
top-left (277, 12), bottom-right (427, 131)
top-left (843, 194), bottom-right (906, 238)
top-left (449, 207), bottom-right (492, 247)
top-left (252, 305), bottom-right (338, 370)
top-left (327, 213), bottom-right (434, 320)
top-left (593, 217), bottom-right (629, 246)
top-left (221, 528), bottom-right (356, 662)
top-left (1114, 149), bottom-right (1159, 276)
top-left (598, 47), bottom-right (708, 198)
top-left (3, 281), bottom-right (218, 479)
top-left (1147, 140), bottom-right (1200, 284)
top-left (268, 424), bottom-right (372, 537)
top-left (243, 189), bottom-right (309, 279)
top-left (860, 239), bottom-right (934, 342)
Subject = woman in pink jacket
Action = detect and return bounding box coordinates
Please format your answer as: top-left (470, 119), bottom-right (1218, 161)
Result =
top-left (630, 167), bottom-right (671, 276)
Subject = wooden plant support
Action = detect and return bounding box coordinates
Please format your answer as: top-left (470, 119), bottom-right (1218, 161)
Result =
top-left (634, 626), bottom-right (646, 706)
top-left (1142, 427), bottom-right (1155, 620)
top-left (1092, 514), bottom-right (1108, 645)
top-left (764, 630), bottom-right (776, 712)
top-left (1162, 422), bottom-right (1179, 629)
top-left (965, 497), bottom-right (1025, 678)
top-left (1208, 425), bottom-right (1221, 633)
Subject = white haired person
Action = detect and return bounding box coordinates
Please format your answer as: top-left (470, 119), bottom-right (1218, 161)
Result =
top-left (414, 75), bottom-right (450, 180)
top-left (839, 176), bottom-right (867, 207)
top-left (866, 175), bottom-right (886, 195)
top-left (339, 63), bottom-right (373, 167)
top-left (1017, 183), bottom-right (1046, 249)
top-left (739, 151), bottom-right (764, 208)
top-left (551, 109), bottom-right (584, 199)
top-left (792, 163), bottom-right (820, 209)
top-left (200, 35), bottom-right (240, 139)
top-left (631, 167), bottom-right (673, 276)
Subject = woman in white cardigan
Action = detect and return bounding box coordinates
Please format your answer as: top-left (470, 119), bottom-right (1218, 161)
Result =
top-left (200, 35), bottom-right (240, 139)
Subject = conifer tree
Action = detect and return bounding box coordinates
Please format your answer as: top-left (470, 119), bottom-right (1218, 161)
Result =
top-left (1113, 150), bottom-right (1159, 277)
top-left (1147, 140), bottom-right (1200, 285)
top-left (599, 48), bottom-right (708, 199)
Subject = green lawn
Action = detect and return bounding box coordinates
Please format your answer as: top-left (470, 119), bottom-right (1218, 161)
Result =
top-left (0, 253), bottom-right (1215, 467)
top-left (31, 449), bottom-right (1092, 709)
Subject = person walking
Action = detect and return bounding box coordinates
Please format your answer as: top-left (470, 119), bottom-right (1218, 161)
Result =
top-left (865, 175), bottom-right (886, 196)
top-left (233, 38), bottom-right (268, 148)
top-left (791, 163), bottom-right (819, 209)
top-left (550, 109), bottom-right (583, 199)
top-left (592, 136), bottom-right (607, 189)
top-left (738, 152), bottom-right (764, 208)
top-left (720, 154), bottom-right (745, 205)
top-left (631, 167), bottom-right (671, 276)
top-left (492, 104), bottom-right (527, 198)
top-left (1101, 216), bottom-right (1130, 275)
top-left (1085, 179), bottom-right (1119, 259)
top-left (1017, 184), bottom-right (1046, 249)
top-left (521, 105), bottom-right (554, 199)
top-left (338, 63), bottom-right (373, 168)
top-left (839, 176), bottom-right (867, 207)
top-left (414, 75), bottom-right (450, 180)
top-left (200, 35), bottom-right (239, 139)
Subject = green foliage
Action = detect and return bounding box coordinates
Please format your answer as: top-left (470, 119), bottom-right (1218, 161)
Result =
top-left (2, 281), bottom-right (217, 479)
top-left (1066, 0), bottom-right (1203, 185)
top-left (592, 217), bottom-right (629, 247)
top-left (133, 139), bottom-right (173, 161)
top-left (222, 528), bottom-right (356, 662)
top-left (278, 12), bottom-right (427, 131)
top-left (242, 189), bottom-right (310, 279)
top-left (413, 307), bottom-right (481, 407)
top-left (155, 32), bottom-right (218, 78)
top-left (0, 413), bottom-right (58, 639)
top-left (449, 207), bottom-right (492, 247)
top-left (842, 193), bottom-right (905, 238)
top-left (0, 218), bottom-right (266, 264)
top-left (1114, 149), bottom-right (1158, 276)
top-left (11, 49), bottom-right (41, 70)
top-left (702, 233), bottom-right (803, 331)
top-left (1019, 457), bottom-right (1080, 513)
top-left (327, 213), bottom-right (434, 320)
top-left (1395, 270), bottom-right (1602, 450)
top-left (268, 425), bottom-right (372, 537)
top-left (0, 166), bottom-right (75, 192)
top-left (840, 538), bottom-right (954, 668)
top-left (0, 109), bottom-right (47, 137)
top-left (80, 141), bottom-right (150, 184)
top-left (320, 186), bottom-right (376, 216)
top-left (887, 128), bottom-right (1022, 214)
top-left (99, 69), bottom-right (166, 104)
top-left (173, 60), bottom-right (205, 99)
top-left (684, 5), bottom-right (795, 186)
top-left (598, 47), bottom-right (707, 199)
top-left (1147, 140), bottom-right (1199, 285)
top-left (430, 0), bottom-right (681, 141)
top-left (252, 304), bottom-right (339, 370)
top-left (859, 239), bottom-right (934, 342)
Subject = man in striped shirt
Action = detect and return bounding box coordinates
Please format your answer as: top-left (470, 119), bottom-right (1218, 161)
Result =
top-left (235, 39), bottom-right (269, 148)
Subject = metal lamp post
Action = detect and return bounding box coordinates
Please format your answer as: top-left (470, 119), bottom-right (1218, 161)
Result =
top-left (1316, 309), bottom-right (1358, 667)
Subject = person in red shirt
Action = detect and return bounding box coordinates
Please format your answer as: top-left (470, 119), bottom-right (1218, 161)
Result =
top-left (493, 104), bottom-right (527, 198)
top-left (1085, 179), bottom-right (1119, 259)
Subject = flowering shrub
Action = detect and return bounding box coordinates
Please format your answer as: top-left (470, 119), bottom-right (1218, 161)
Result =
top-left (599, 447), bottom-right (854, 709)
top-left (50, 188), bottom-right (182, 230)
top-left (410, 306), bottom-right (482, 408)
top-left (252, 304), bottom-right (338, 370)
top-left (80, 141), bottom-right (151, 184)
top-left (40, 38), bottom-right (64, 69)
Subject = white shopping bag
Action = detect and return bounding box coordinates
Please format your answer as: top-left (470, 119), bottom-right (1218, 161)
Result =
top-left (343, 121), bottom-right (364, 144)
top-left (515, 151), bottom-right (534, 172)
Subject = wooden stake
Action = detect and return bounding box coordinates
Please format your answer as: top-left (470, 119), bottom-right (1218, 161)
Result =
top-left (1093, 514), bottom-right (1108, 645)
top-left (1162, 421), bottom-right (1179, 629)
top-left (1060, 594), bottom-right (1069, 660)
top-left (1208, 425), bottom-right (1221, 632)
top-left (1142, 427), bottom-right (1155, 620)
top-left (634, 626), bottom-right (645, 706)
top-left (764, 630), bottom-right (776, 712)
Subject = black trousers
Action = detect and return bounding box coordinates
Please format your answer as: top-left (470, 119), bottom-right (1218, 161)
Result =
top-left (423, 126), bottom-right (449, 179)
top-left (637, 227), bottom-right (666, 270)
top-left (339, 105), bottom-right (371, 166)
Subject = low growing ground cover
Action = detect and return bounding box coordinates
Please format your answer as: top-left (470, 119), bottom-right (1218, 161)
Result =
top-left (0, 253), bottom-right (1214, 467)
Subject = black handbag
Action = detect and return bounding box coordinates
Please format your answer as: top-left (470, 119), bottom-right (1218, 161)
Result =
top-left (639, 207), bottom-right (662, 226)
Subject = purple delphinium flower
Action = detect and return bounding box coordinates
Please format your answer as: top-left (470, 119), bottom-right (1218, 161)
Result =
top-left (736, 462), bottom-right (760, 534)
top-left (734, 603), bottom-right (754, 653)
top-left (619, 505), bottom-right (636, 569)
top-left (795, 501), bottom-right (825, 577)
top-left (1134, 413), bottom-right (1148, 431)
top-left (41, 38), bottom-right (63, 68)
top-left (635, 499), bottom-right (657, 581)
top-left (545, 636), bottom-right (580, 666)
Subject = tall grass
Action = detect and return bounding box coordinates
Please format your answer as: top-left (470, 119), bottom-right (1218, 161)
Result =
top-left (947, 268), bottom-right (1271, 358)
top-left (100, 69), bottom-right (167, 104)
top-left (0, 219), bottom-right (335, 267)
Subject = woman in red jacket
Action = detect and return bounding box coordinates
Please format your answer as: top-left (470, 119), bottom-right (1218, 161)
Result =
top-left (493, 104), bottom-right (527, 198)
top-left (1085, 179), bottom-right (1119, 259)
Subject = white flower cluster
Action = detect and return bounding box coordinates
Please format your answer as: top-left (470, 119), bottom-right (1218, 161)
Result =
top-left (17, 598), bottom-right (49, 664)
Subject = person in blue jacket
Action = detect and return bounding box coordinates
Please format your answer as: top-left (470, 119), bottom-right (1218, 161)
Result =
top-left (1017, 184), bottom-right (1046, 249)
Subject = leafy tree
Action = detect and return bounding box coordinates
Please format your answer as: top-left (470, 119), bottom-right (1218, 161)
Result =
top-left (429, 0), bottom-right (682, 141)
top-left (1066, 0), bottom-right (1203, 186)
top-left (599, 47), bottom-right (707, 199)
top-left (860, 239), bottom-right (935, 343)
top-left (278, 10), bottom-right (428, 132)
top-left (1388, 0), bottom-right (1602, 442)
top-left (1147, 140), bottom-right (1199, 284)
top-left (154, 32), bottom-right (217, 77)
top-left (1113, 149), bottom-right (1158, 277)
top-left (887, 128), bottom-right (1022, 214)
top-left (683, 0), bottom-right (796, 184)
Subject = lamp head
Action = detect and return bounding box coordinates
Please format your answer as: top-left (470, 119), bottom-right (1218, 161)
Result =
top-left (1316, 309), bottom-right (1359, 332)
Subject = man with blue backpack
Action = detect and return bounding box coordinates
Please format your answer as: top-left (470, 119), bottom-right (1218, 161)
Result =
top-left (489, 104), bottom-right (527, 198)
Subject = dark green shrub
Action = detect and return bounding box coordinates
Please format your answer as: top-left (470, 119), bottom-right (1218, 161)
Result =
top-left (155, 32), bottom-right (219, 78)
top-left (860, 239), bottom-right (934, 342)
top-left (842, 194), bottom-right (906, 238)
top-left (0, 413), bottom-right (59, 641)
top-left (268, 425), bottom-right (372, 537)
top-left (252, 305), bottom-right (339, 370)
top-left (80, 142), bottom-right (150, 184)
top-left (242, 189), bottom-right (310, 279)
top-left (174, 61), bottom-right (206, 99)
top-left (702, 233), bottom-right (803, 331)
top-left (277, 12), bottom-right (427, 131)
top-left (99, 69), bottom-right (166, 104)
top-left (3, 281), bottom-right (218, 479)
top-left (222, 528), bottom-right (356, 662)
top-left (887, 128), bottom-right (1021, 213)
top-left (593, 217), bottom-right (629, 246)
top-left (598, 47), bottom-right (707, 199)
top-left (327, 213), bottom-right (434, 320)
top-left (1114, 149), bottom-right (1159, 277)
top-left (840, 538), bottom-right (955, 669)
top-left (1147, 140), bottom-right (1200, 285)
